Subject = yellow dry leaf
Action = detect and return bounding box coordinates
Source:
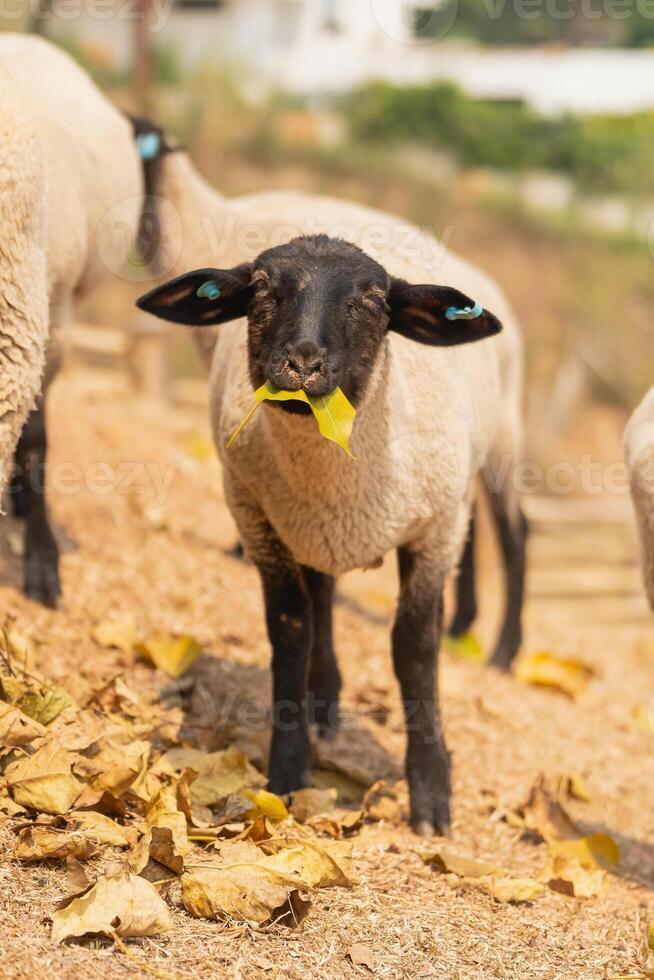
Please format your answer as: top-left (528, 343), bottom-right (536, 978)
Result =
top-left (51, 871), bottom-right (173, 942)
top-left (137, 634), bottom-right (202, 679)
top-left (260, 838), bottom-right (355, 888)
top-left (0, 703), bottom-right (47, 748)
top-left (479, 875), bottom-right (545, 903)
top-left (181, 864), bottom-right (311, 926)
top-left (363, 780), bottom-right (402, 823)
top-left (87, 738), bottom-right (150, 797)
top-left (145, 783), bottom-right (190, 855)
top-left (548, 832), bottom-right (620, 872)
top-left (67, 811), bottom-right (133, 848)
top-left (14, 827), bottom-right (98, 862)
top-left (291, 787), bottom-right (338, 822)
top-left (1, 675), bottom-right (74, 726)
top-left (547, 773), bottom-right (592, 804)
top-left (421, 847), bottom-right (503, 879)
top-left (6, 741), bottom-right (82, 814)
top-left (243, 788), bottom-right (289, 822)
top-left (541, 854), bottom-right (607, 898)
top-left (514, 651), bottom-right (594, 698)
top-left (306, 810), bottom-right (363, 839)
top-left (92, 618), bottom-right (140, 653)
top-left (443, 632), bottom-right (485, 663)
top-left (162, 746), bottom-right (265, 806)
top-left (227, 382), bottom-right (357, 458)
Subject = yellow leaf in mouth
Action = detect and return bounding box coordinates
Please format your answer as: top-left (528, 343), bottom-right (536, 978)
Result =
top-left (227, 381), bottom-right (357, 458)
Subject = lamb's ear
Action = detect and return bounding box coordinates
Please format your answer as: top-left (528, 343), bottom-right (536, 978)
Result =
top-left (136, 264), bottom-right (253, 326)
top-left (387, 279), bottom-right (502, 347)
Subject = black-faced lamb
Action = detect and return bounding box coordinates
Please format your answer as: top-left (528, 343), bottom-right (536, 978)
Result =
top-left (0, 35), bottom-right (159, 604)
top-left (625, 386), bottom-right (654, 610)
top-left (138, 233), bottom-right (528, 834)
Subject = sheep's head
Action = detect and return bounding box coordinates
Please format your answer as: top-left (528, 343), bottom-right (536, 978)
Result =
top-left (137, 234), bottom-right (503, 407)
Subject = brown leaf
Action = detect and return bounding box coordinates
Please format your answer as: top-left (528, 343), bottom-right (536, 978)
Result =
top-left (547, 773), bottom-right (592, 804)
top-left (145, 783), bottom-right (189, 855)
top-left (51, 871), bottom-right (173, 942)
top-left (348, 943), bottom-right (377, 970)
top-left (421, 847), bottom-right (503, 879)
top-left (129, 825), bottom-right (185, 880)
top-left (517, 776), bottom-right (580, 841)
top-left (5, 741), bottom-right (82, 814)
top-left (14, 827), bottom-right (97, 862)
top-left (86, 738), bottom-right (150, 797)
top-left (181, 863), bottom-right (311, 926)
top-left (291, 787), bottom-right (338, 822)
top-left (363, 780), bottom-right (402, 823)
top-left (63, 855), bottom-right (92, 903)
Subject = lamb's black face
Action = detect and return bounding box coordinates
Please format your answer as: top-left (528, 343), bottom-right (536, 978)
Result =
top-left (247, 237), bottom-right (390, 406)
top-left (136, 235), bottom-right (504, 413)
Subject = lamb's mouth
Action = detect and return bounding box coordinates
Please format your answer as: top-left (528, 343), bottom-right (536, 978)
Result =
top-left (269, 400), bottom-right (313, 416)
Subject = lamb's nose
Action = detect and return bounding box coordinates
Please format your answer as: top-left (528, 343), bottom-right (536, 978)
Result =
top-left (286, 343), bottom-right (325, 379)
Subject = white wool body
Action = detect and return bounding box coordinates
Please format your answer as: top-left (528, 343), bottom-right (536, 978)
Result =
top-left (155, 151), bottom-right (524, 577)
top-left (625, 386), bottom-right (654, 609)
top-left (0, 35), bottom-right (143, 492)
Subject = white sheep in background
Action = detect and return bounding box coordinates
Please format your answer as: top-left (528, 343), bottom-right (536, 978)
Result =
top-left (0, 35), bottom-right (146, 605)
top-left (625, 386), bottom-right (654, 610)
top-left (139, 162), bottom-right (528, 834)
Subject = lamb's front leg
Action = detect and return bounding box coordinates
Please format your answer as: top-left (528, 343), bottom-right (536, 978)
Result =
top-left (393, 546), bottom-right (451, 837)
top-left (259, 559), bottom-right (313, 795)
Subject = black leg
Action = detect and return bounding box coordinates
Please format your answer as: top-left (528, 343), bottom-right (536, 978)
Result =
top-left (488, 498), bottom-right (528, 671)
top-left (11, 405), bottom-right (60, 607)
top-left (303, 566), bottom-right (341, 738)
top-left (260, 561), bottom-right (313, 795)
top-left (447, 507), bottom-right (478, 637)
top-left (393, 546), bottom-right (451, 837)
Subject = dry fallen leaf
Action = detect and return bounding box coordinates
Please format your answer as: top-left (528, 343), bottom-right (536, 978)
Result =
top-left (443, 632), bottom-right (485, 664)
top-left (260, 838), bottom-right (355, 888)
top-left (291, 787), bottom-right (338, 822)
top-left (348, 943), bottom-right (377, 970)
top-left (243, 788), bottom-right (288, 822)
top-left (51, 871), bottom-right (173, 942)
top-left (479, 875), bottom-right (545, 903)
top-left (162, 746), bottom-right (265, 806)
top-left (86, 737), bottom-right (150, 797)
top-left (0, 703), bottom-right (47, 748)
top-left (1, 675), bottom-right (74, 727)
top-left (547, 773), bottom-right (592, 804)
top-left (66, 811), bottom-right (133, 848)
top-left (137, 634), bottom-right (202, 679)
top-left (541, 854), bottom-right (607, 898)
top-left (145, 783), bottom-right (190, 855)
top-left (182, 864), bottom-right (311, 926)
top-left (129, 825), bottom-right (185, 879)
top-left (6, 741), bottom-right (82, 814)
top-left (14, 827), bottom-right (98, 862)
top-left (421, 847), bottom-right (503, 879)
top-left (363, 781), bottom-right (402, 823)
top-left (514, 651), bottom-right (594, 698)
top-left (92, 618), bottom-right (140, 653)
top-left (548, 832), bottom-right (620, 872)
top-left (517, 776), bottom-right (580, 841)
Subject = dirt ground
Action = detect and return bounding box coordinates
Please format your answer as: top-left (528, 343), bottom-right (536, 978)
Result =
top-left (0, 367), bottom-right (653, 980)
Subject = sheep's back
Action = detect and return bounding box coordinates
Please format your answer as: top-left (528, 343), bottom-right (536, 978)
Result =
top-left (0, 35), bottom-right (142, 299)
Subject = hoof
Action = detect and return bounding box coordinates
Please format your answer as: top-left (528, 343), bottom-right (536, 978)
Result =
top-left (24, 561), bottom-right (61, 608)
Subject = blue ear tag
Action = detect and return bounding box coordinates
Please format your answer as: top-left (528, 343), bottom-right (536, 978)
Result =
top-left (196, 281), bottom-right (221, 300)
top-left (136, 132), bottom-right (161, 161)
top-left (445, 301), bottom-right (484, 321)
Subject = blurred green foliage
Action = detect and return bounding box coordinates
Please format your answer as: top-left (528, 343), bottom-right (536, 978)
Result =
top-left (415, 0), bottom-right (654, 47)
top-left (345, 80), bottom-right (654, 194)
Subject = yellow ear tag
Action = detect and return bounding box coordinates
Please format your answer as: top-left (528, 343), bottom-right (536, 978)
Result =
top-left (227, 381), bottom-right (357, 458)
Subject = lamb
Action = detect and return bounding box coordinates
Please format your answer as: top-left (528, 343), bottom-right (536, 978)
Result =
top-left (138, 229), bottom-right (527, 835)
top-left (625, 386), bottom-right (654, 610)
top-left (0, 35), bottom-right (150, 605)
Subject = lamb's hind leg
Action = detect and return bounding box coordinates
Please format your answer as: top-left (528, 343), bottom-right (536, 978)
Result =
top-left (11, 401), bottom-right (60, 607)
top-left (483, 447), bottom-right (528, 671)
top-left (447, 505), bottom-right (478, 637)
top-left (393, 545), bottom-right (451, 837)
top-left (303, 566), bottom-right (341, 738)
